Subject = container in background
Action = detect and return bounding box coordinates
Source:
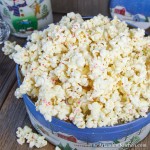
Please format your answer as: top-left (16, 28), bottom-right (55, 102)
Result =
top-left (109, 0), bottom-right (150, 29)
top-left (0, 19), bottom-right (10, 44)
top-left (0, 0), bottom-right (53, 37)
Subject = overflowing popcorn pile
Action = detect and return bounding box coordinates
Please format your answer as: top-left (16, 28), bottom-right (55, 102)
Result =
top-left (3, 13), bottom-right (150, 128)
top-left (16, 126), bottom-right (47, 148)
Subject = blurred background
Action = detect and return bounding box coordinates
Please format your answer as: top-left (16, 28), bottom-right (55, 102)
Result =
top-left (51, 0), bottom-right (110, 22)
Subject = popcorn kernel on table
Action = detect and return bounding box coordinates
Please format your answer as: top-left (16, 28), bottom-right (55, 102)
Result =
top-left (16, 126), bottom-right (47, 148)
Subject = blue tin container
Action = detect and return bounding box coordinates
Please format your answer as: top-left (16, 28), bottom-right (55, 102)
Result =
top-left (109, 0), bottom-right (150, 29)
top-left (16, 64), bottom-right (150, 149)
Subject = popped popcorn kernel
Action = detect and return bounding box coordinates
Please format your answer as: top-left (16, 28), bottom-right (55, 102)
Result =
top-left (16, 126), bottom-right (47, 148)
top-left (55, 146), bottom-right (62, 150)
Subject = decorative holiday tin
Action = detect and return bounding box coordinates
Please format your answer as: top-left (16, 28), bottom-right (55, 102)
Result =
top-left (16, 65), bottom-right (150, 150)
top-left (109, 0), bottom-right (150, 29)
top-left (0, 0), bottom-right (53, 37)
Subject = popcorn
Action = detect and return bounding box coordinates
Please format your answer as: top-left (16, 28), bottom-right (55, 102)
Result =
top-left (16, 126), bottom-right (47, 148)
top-left (2, 41), bottom-right (16, 59)
top-left (53, 101), bottom-right (70, 120)
top-left (3, 12), bottom-right (150, 128)
top-left (17, 137), bottom-right (25, 145)
top-left (86, 102), bottom-right (102, 128)
top-left (70, 107), bottom-right (86, 128)
top-left (55, 146), bottom-right (61, 150)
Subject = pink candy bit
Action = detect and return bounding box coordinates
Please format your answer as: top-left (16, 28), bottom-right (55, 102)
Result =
top-left (43, 99), bottom-right (51, 106)
top-left (72, 33), bottom-right (75, 37)
top-left (46, 102), bottom-right (51, 106)
top-left (74, 108), bottom-right (80, 113)
top-left (141, 109), bottom-right (147, 113)
top-left (51, 78), bottom-right (56, 83)
top-left (129, 109), bottom-right (132, 114)
top-left (43, 99), bottom-right (47, 103)
top-left (70, 116), bottom-right (74, 121)
top-left (93, 63), bottom-right (98, 68)
top-left (64, 117), bottom-right (68, 120)
top-left (60, 62), bottom-right (65, 65)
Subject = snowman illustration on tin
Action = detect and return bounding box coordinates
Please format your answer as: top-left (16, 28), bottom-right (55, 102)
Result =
top-left (0, 0), bottom-right (51, 36)
top-left (3, 0), bottom-right (38, 34)
top-left (6, 0), bottom-right (27, 17)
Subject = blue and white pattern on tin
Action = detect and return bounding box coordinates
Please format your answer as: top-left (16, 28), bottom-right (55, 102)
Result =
top-left (110, 0), bottom-right (150, 29)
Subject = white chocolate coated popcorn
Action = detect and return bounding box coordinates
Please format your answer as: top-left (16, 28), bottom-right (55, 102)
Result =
top-left (3, 12), bottom-right (150, 128)
top-left (55, 146), bottom-right (62, 150)
top-left (16, 126), bottom-right (47, 148)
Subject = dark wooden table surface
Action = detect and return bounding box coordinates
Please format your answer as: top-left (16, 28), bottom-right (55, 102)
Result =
top-left (0, 13), bottom-right (150, 150)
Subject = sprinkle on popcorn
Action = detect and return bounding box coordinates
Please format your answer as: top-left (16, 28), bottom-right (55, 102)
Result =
top-left (16, 126), bottom-right (47, 148)
top-left (3, 12), bottom-right (150, 128)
